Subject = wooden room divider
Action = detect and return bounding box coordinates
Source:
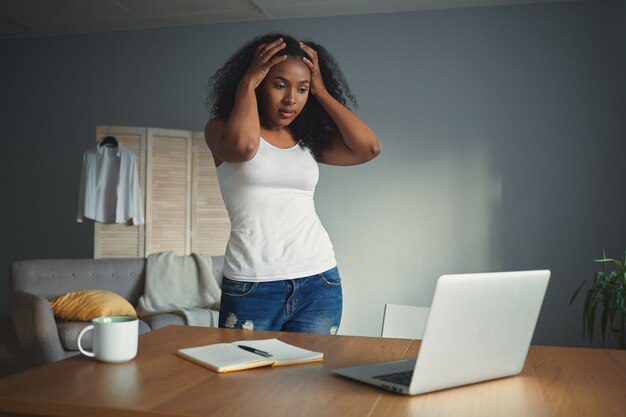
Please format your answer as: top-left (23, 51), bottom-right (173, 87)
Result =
top-left (93, 125), bottom-right (229, 258)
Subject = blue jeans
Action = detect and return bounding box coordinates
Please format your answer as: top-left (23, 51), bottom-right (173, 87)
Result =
top-left (218, 266), bottom-right (343, 334)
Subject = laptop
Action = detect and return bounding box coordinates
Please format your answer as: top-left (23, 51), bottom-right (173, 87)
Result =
top-left (332, 270), bottom-right (550, 395)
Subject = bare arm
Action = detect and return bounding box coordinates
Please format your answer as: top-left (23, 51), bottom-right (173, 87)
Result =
top-left (315, 90), bottom-right (381, 165)
top-left (298, 41), bottom-right (381, 166)
top-left (205, 37), bottom-right (288, 163)
top-left (204, 81), bottom-right (261, 163)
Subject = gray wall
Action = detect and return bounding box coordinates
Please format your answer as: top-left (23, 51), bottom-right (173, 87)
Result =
top-left (2, 0), bottom-right (624, 347)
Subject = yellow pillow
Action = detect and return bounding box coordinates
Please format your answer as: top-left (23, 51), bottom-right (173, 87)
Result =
top-left (50, 290), bottom-right (137, 321)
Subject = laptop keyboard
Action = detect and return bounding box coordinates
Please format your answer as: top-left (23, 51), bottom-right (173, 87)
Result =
top-left (372, 370), bottom-right (414, 386)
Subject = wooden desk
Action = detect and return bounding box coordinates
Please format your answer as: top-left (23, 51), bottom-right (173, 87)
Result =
top-left (0, 326), bottom-right (624, 417)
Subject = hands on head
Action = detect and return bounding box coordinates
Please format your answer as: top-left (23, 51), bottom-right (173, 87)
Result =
top-left (242, 37), bottom-right (289, 89)
top-left (241, 37), bottom-right (326, 96)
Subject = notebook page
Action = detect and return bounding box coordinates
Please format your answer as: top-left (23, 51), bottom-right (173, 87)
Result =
top-left (178, 343), bottom-right (271, 372)
top-left (230, 339), bottom-right (323, 365)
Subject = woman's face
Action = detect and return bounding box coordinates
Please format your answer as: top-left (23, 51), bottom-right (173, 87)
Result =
top-left (258, 56), bottom-right (311, 129)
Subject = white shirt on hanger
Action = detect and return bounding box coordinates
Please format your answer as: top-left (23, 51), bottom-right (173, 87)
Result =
top-left (76, 142), bottom-right (144, 225)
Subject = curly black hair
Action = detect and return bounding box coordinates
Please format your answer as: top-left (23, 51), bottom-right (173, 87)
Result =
top-left (206, 32), bottom-right (358, 162)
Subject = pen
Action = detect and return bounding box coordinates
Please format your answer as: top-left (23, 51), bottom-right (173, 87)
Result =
top-left (237, 345), bottom-right (273, 358)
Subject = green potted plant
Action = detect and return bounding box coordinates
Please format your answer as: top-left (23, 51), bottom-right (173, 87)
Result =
top-left (570, 250), bottom-right (626, 349)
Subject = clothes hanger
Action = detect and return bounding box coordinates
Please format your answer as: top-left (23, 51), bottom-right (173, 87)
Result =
top-left (99, 135), bottom-right (118, 148)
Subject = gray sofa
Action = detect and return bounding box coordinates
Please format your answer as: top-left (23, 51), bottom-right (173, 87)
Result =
top-left (10, 256), bottom-right (225, 366)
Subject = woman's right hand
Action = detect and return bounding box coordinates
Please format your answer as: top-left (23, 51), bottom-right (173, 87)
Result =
top-left (240, 38), bottom-right (288, 89)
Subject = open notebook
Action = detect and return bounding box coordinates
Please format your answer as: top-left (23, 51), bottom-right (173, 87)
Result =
top-left (177, 339), bottom-right (324, 373)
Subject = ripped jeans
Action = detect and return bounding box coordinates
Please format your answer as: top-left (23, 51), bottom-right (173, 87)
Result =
top-left (218, 266), bottom-right (342, 335)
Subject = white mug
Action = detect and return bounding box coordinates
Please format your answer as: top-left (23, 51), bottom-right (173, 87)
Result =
top-left (77, 316), bottom-right (138, 363)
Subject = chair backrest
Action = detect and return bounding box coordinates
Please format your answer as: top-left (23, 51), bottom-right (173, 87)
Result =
top-left (381, 303), bottom-right (430, 339)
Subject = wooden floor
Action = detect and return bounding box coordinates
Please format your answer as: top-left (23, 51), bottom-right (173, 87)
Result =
top-left (0, 319), bottom-right (33, 378)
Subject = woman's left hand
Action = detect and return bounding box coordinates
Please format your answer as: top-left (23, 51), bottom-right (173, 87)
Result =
top-left (299, 42), bottom-right (327, 96)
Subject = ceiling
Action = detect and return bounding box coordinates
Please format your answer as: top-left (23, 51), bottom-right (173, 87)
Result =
top-left (0, 0), bottom-right (581, 40)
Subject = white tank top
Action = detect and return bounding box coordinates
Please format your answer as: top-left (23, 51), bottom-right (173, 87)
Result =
top-left (216, 136), bottom-right (337, 282)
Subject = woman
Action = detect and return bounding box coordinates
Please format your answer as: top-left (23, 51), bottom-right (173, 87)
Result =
top-left (204, 33), bottom-right (381, 334)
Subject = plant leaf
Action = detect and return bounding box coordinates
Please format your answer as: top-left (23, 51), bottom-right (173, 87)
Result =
top-left (601, 305), bottom-right (608, 347)
top-left (593, 271), bottom-right (604, 287)
top-left (588, 306), bottom-right (596, 343)
top-left (570, 280), bottom-right (587, 306)
top-left (608, 307), bottom-right (616, 346)
top-left (622, 312), bottom-right (626, 348)
top-left (593, 257), bottom-right (615, 263)
top-left (582, 288), bottom-right (594, 339)
top-left (588, 286), bottom-right (603, 343)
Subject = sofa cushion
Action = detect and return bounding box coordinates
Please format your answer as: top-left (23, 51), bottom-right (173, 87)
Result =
top-left (142, 313), bottom-right (186, 329)
top-left (57, 319), bottom-right (151, 351)
top-left (50, 289), bottom-right (137, 321)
